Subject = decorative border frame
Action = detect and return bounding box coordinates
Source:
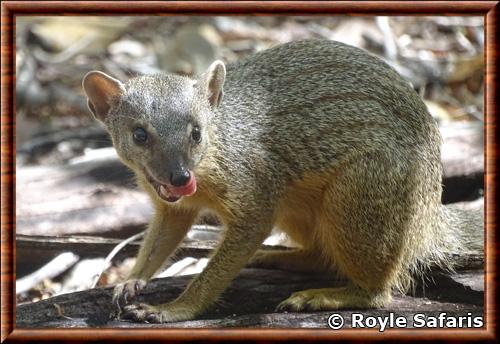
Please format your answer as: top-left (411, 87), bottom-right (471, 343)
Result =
top-left (1, 1), bottom-right (497, 342)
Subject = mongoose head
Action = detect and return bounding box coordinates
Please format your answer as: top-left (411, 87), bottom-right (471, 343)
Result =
top-left (82, 61), bottom-right (226, 203)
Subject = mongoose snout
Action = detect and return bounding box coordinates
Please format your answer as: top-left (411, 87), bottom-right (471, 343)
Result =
top-left (145, 168), bottom-right (197, 203)
top-left (170, 169), bottom-right (193, 187)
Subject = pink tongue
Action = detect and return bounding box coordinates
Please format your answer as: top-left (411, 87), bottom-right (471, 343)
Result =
top-left (172, 174), bottom-right (197, 196)
top-left (160, 174), bottom-right (197, 198)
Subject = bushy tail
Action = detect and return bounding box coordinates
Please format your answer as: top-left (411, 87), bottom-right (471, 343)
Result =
top-left (440, 203), bottom-right (484, 269)
top-left (403, 202), bottom-right (484, 294)
top-left (399, 202), bottom-right (484, 294)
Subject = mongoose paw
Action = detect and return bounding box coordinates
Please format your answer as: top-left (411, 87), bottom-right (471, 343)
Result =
top-left (275, 287), bottom-right (389, 312)
top-left (120, 302), bottom-right (196, 323)
top-left (112, 279), bottom-right (147, 311)
top-left (121, 303), bottom-right (158, 323)
top-left (276, 288), bottom-right (336, 312)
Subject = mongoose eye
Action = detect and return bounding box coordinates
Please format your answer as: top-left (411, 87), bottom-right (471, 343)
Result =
top-left (133, 127), bottom-right (148, 144)
top-left (191, 126), bottom-right (202, 143)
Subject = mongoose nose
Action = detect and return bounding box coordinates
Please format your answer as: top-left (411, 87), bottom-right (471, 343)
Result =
top-left (170, 169), bottom-right (191, 187)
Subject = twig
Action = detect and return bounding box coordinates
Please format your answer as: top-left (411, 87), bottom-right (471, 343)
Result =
top-left (54, 303), bottom-right (74, 320)
top-left (91, 230), bottom-right (146, 288)
top-left (32, 32), bottom-right (97, 64)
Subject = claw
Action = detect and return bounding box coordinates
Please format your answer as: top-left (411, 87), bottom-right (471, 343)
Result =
top-left (112, 279), bottom-right (146, 311)
top-left (146, 313), bottom-right (160, 323)
top-left (112, 286), bottom-right (123, 311)
top-left (113, 297), bottom-right (121, 312)
top-left (122, 290), bottom-right (129, 304)
top-left (275, 301), bottom-right (288, 313)
top-left (275, 293), bottom-right (306, 313)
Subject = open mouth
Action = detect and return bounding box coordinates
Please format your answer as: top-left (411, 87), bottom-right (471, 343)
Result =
top-left (145, 171), bottom-right (197, 203)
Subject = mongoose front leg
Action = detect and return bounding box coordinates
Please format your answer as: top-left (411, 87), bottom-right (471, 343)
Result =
top-left (113, 205), bottom-right (197, 310)
top-left (121, 218), bottom-right (272, 323)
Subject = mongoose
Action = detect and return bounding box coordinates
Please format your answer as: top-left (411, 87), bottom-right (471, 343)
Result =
top-left (82, 39), bottom-right (483, 323)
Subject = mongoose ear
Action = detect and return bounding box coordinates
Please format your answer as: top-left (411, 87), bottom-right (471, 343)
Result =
top-left (202, 60), bottom-right (226, 108)
top-left (82, 71), bottom-right (125, 122)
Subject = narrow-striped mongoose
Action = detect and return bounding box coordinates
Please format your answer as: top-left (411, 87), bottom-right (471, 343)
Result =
top-left (83, 39), bottom-right (483, 323)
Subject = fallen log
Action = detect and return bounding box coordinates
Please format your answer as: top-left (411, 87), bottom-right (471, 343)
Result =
top-left (16, 227), bottom-right (484, 276)
top-left (16, 268), bottom-right (483, 329)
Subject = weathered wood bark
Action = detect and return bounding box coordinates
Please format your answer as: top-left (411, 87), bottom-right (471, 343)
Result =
top-left (16, 268), bottom-right (483, 328)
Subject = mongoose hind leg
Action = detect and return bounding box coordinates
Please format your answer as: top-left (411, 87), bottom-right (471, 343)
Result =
top-left (276, 151), bottom-right (417, 312)
top-left (248, 249), bottom-right (333, 274)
